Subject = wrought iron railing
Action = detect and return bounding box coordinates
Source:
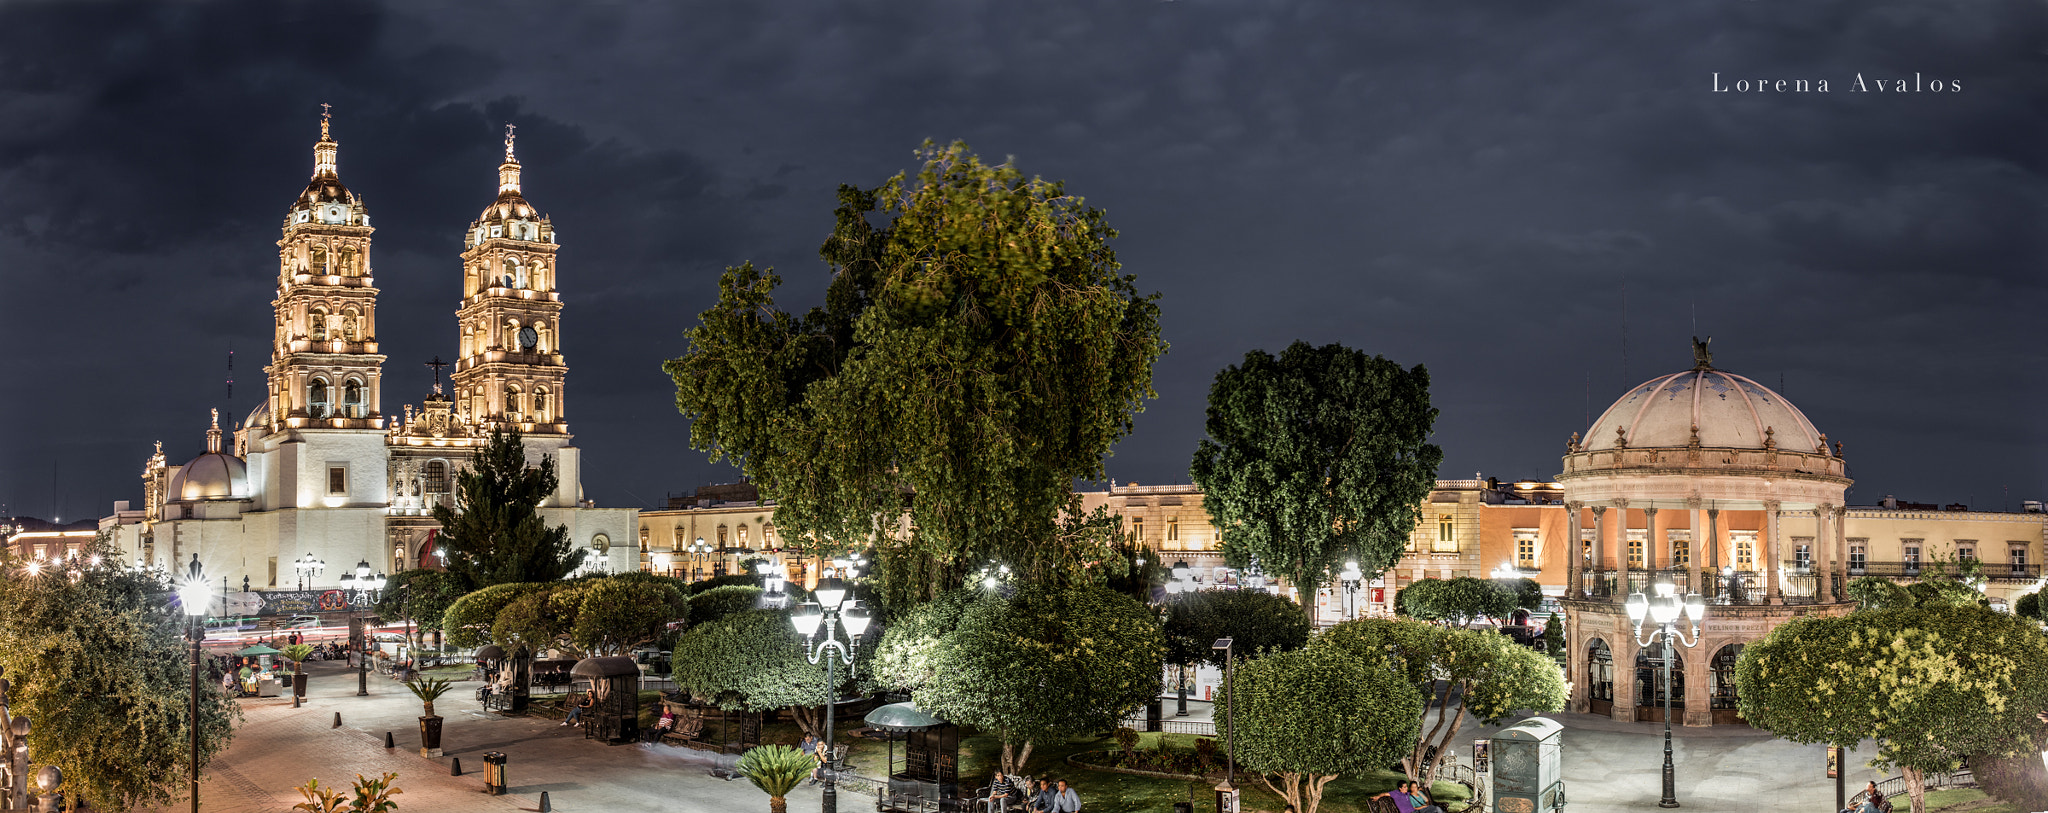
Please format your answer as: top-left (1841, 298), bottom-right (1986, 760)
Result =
top-left (1119, 715), bottom-right (1216, 737)
top-left (1849, 768), bottom-right (1975, 810)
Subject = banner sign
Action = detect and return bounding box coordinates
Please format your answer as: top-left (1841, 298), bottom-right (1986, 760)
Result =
top-left (218, 589), bottom-right (362, 617)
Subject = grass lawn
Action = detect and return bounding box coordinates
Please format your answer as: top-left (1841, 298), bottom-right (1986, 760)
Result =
top-left (1919, 788), bottom-right (2016, 813)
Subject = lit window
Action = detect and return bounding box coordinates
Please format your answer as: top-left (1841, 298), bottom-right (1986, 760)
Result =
top-left (1516, 536), bottom-right (1536, 568)
top-left (1736, 540), bottom-right (1754, 570)
top-left (1849, 543), bottom-right (1866, 571)
top-left (1166, 517), bottom-right (1179, 543)
top-left (1955, 541), bottom-right (1976, 561)
top-left (425, 461), bottom-right (448, 493)
top-left (1904, 544), bottom-right (1921, 572)
top-left (1673, 537), bottom-right (1690, 567)
top-left (1795, 544), bottom-right (1812, 571)
top-left (1629, 535), bottom-right (1644, 568)
top-left (1439, 515), bottom-right (1454, 543)
top-left (2011, 545), bottom-right (2028, 571)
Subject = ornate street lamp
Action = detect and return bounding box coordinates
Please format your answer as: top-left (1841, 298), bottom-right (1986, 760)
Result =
top-left (757, 559), bottom-right (788, 608)
top-left (339, 560), bottom-right (387, 697)
top-left (179, 557), bottom-right (211, 813)
top-left (1626, 582), bottom-right (1706, 808)
top-left (689, 537), bottom-right (713, 581)
top-left (1242, 556), bottom-right (1267, 592)
top-left (293, 552), bottom-right (325, 590)
top-left (1339, 560), bottom-right (1364, 621)
top-left (652, 551), bottom-right (672, 576)
top-left (1212, 636), bottom-right (1238, 813)
top-left (790, 576), bottom-right (872, 813)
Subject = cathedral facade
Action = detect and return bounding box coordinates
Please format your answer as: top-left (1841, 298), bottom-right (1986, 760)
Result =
top-left (107, 115), bottom-right (636, 598)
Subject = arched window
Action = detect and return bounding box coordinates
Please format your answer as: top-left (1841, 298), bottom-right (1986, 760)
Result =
top-left (311, 245), bottom-right (328, 274)
top-left (469, 388), bottom-right (485, 421)
top-left (339, 247), bottom-right (358, 276)
top-left (309, 308), bottom-right (329, 341)
top-left (460, 330), bottom-right (473, 358)
top-left (532, 263), bottom-right (548, 291)
top-left (504, 384), bottom-right (523, 420)
top-left (1587, 638), bottom-right (1614, 714)
top-left (504, 257), bottom-right (524, 289)
top-left (533, 388), bottom-right (551, 422)
top-left (309, 379), bottom-right (331, 419)
top-left (342, 307), bottom-right (361, 342)
top-left (341, 380), bottom-right (364, 419)
top-left (1636, 646), bottom-right (1685, 716)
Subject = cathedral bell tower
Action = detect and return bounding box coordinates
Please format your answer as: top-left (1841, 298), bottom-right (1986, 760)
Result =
top-left (264, 108), bottom-right (387, 430)
top-left (450, 124), bottom-right (569, 439)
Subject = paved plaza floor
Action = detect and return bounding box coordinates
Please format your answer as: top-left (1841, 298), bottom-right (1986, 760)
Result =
top-left (140, 662), bottom-right (1881, 813)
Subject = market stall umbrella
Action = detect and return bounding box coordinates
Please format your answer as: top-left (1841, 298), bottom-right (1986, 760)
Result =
top-left (234, 644), bottom-right (284, 657)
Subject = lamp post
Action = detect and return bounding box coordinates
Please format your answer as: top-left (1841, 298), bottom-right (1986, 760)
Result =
top-left (1625, 582), bottom-right (1705, 808)
top-left (757, 559), bottom-right (788, 607)
top-left (1241, 556), bottom-right (1266, 592)
top-left (790, 575), bottom-right (872, 813)
top-left (689, 537), bottom-right (713, 581)
top-left (1164, 560), bottom-right (1198, 716)
top-left (1339, 560), bottom-right (1363, 621)
top-left (179, 557), bottom-right (210, 813)
top-left (339, 560), bottom-right (387, 697)
top-left (1212, 636), bottom-right (1237, 813)
top-left (294, 553), bottom-right (324, 590)
top-left (652, 550), bottom-right (672, 576)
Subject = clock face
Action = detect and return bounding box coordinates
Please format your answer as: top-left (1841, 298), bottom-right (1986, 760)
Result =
top-left (518, 327), bottom-right (538, 350)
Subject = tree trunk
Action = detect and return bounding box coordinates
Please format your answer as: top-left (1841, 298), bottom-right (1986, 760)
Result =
top-left (769, 794), bottom-right (787, 813)
top-left (1000, 738), bottom-right (1037, 775)
top-left (1255, 771), bottom-right (1305, 813)
top-left (1903, 766), bottom-right (1928, 813)
top-left (424, 699), bottom-right (436, 718)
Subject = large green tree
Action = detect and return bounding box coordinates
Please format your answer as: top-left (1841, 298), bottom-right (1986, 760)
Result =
top-left (1190, 342), bottom-right (1441, 619)
top-left (915, 582), bottom-right (1164, 774)
top-left (665, 141), bottom-right (1166, 596)
top-left (669, 607), bottom-right (873, 738)
top-left (1396, 577), bottom-right (1537, 626)
top-left (1220, 646), bottom-right (1425, 813)
top-left (0, 550), bottom-right (240, 810)
top-left (442, 581), bottom-right (552, 649)
top-left (868, 588), bottom-right (986, 693)
top-left (1162, 588), bottom-right (1312, 669)
top-left (1314, 618), bottom-right (1565, 784)
top-left (432, 427), bottom-right (585, 589)
top-left (569, 576), bottom-right (687, 654)
top-left (1736, 605), bottom-right (2048, 813)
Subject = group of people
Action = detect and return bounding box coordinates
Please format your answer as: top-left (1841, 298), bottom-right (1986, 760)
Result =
top-left (1845, 781), bottom-right (1893, 813)
top-left (979, 771), bottom-right (1082, 813)
top-left (1371, 780), bottom-right (1445, 813)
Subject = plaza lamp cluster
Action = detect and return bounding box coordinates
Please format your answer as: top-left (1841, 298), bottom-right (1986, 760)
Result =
top-left (787, 554), bottom-right (871, 813)
top-left (1164, 555), bottom-right (1271, 596)
top-left (1626, 581), bottom-right (1706, 809)
top-left (292, 552), bottom-right (325, 590)
top-left (337, 561), bottom-right (387, 698)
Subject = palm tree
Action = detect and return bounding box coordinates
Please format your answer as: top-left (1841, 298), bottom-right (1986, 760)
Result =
top-left (736, 744), bottom-right (815, 813)
top-left (281, 643), bottom-right (315, 707)
top-left (405, 677), bottom-right (455, 718)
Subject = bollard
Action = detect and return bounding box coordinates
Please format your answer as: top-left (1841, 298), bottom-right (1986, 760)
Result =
top-left (332, 712), bottom-right (342, 728)
top-left (450, 757), bottom-right (462, 776)
top-left (539, 791), bottom-right (551, 812)
top-left (384, 731), bottom-right (395, 749)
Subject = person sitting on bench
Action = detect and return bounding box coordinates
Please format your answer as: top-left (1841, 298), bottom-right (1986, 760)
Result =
top-left (981, 771), bottom-right (1019, 812)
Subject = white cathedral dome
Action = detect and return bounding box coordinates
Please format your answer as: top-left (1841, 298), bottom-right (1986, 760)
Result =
top-left (1583, 352), bottom-right (1825, 454)
top-left (169, 452), bottom-right (250, 502)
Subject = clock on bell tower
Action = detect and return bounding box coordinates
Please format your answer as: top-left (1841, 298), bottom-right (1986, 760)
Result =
top-left (449, 124), bottom-right (569, 439)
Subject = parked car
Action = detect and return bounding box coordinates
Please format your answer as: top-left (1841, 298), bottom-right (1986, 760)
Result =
top-left (281, 615), bottom-right (324, 630)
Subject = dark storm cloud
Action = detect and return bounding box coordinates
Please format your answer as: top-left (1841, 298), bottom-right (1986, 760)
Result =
top-left (2, 0), bottom-right (2044, 520)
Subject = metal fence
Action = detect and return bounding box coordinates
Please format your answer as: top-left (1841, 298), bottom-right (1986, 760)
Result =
top-left (1848, 769), bottom-right (1974, 810)
top-left (1120, 716), bottom-right (1217, 737)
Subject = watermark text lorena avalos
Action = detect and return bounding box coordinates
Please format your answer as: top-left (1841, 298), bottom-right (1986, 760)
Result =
top-left (1711, 72), bottom-right (1961, 93)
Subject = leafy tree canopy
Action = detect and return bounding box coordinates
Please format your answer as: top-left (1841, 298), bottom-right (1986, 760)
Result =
top-left (668, 607), bottom-right (874, 738)
top-left (1396, 577), bottom-right (1533, 626)
top-left (0, 548), bottom-right (241, 810)
top-left (868, 588), bottom-right (987, 693)
top-left (442, 582), bottom-right (552, 649)
top-left (665, 141), bottom-right (1166, 596)
top-left (431, 427), bottom-right (585, 590)
top-left (1736, 605), bottom-right (2048, 813)
top-left (690, 585), bottom-right (767, 627)
top-left (915, 582), bottom-right (1164, 774)
top-left (1313, 618), bottom-right (1565, 784)
top-left (1191, 341), bottom-right (1441, 615)
top-left (2015, 590), bottom-right (2043, 622)
top-left (1162, 588), bottom-right (1312, 667)
top-left (571, 576), bottom-right (688, 654)
top-left (1221, 646), bottom-right (1425, 813)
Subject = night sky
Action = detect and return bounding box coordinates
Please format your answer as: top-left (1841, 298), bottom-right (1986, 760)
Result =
top-left (2, 1), bottom-right (2043, 522)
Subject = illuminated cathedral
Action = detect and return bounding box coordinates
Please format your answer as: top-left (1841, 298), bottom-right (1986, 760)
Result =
top-left (107, 113), bottom-right (635, 595)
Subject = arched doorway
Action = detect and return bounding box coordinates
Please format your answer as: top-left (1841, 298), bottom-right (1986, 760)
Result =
top-left (1710, 644), bottom-right (1745, 725)
top-left (1636, 645), bottom-right (1686, 723)
top-left (1587, 638), bottom-right (1614, 716)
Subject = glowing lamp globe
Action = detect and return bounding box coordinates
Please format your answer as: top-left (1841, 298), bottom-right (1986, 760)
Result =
top-left (179, 579), bottom-right (210, 617)
top-left (815, 576), bottom-right (849, 610)
top-left (842, 601), bottom-right (872, 637)
top-left (791, 602), bottom-right (824, 637)
top-left (1624, 591), bottom-right (1650, 624)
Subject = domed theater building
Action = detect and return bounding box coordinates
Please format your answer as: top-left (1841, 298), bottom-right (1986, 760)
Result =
top-left (1559, 339), bottom-right (1855, 726)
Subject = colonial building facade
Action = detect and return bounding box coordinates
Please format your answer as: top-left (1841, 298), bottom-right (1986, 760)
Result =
top-left (105, 115), bottom-right (634, 598)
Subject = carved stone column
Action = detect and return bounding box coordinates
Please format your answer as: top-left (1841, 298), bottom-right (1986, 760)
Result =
top-left (1707, 508), bottom-right (1721, 572)
top-left (1591, 505), bottom-right (1609, 595)
top-left (1566, 501), bottom-right (1584, 598)
top-left (1687, 498), bottom-right (1705, 594)
top-left (1615, 500), bottom-right (1632, 593)
top-left (1815, 504), bottom-right (1835, 600)
top-left (1644, 506), bottom-right (1662, 574)
top-left (1764, 500), bottom-right (1782, 603)
top-left (1835, 505), bottom-right (1851, 599)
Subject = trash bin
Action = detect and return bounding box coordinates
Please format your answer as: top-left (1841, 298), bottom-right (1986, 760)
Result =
top-left (483, 751), bottom-right (508, 795)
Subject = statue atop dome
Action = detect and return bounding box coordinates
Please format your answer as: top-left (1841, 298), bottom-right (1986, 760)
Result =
top-left (1691, 335), bottom-right (1714, 370)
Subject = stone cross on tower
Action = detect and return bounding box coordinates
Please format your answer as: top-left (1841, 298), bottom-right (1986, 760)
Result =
top-left (320, 102), bottom-right (331, 137)
top-left (504, 123), bottom-right (517, 161)
top-left (425, 357), bottom-right (449, 397)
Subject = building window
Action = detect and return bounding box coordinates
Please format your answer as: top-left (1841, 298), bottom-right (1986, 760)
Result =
top-left (1672, 537), bottom-right (1690, 567)
top-left (1636, 647), bottom-right (1684, 710)
top-left (1581, 532), bottom-right (1595, 565)
top-left (534, 388), bottom-right (551, 423)
top-left (1849, 542), bottom-right (1867, 572)
top-left (425, 461), bottom-right (449, 493)
top-left (1904, 544), bottom-right (1921, 573)
top-left (1587, 639), bottom-right (1613, 702)
top-left (309, 379), bottom-right (331, 419)
top-left (2011, 545), bottom-right (2029, 575)
top-left (1131, 518), bottom-right (1143, 545)
top-left (328, 466), bottom-right (347, 496)
top-left (1628, 533), bottom-right (1644, 568)
top-left (504, 385), bottom-right (523, 421)
top-left (1516, 535), bottom-right (1537, 569)
top-left (1735, 538), bottom-right (1754, 570)
top-left (1955, 541), bottom-right (1977, 561)
top-left (737, 525), bottom-right (749, 548)
top-left (717, 525), bottom-right (728, 546)
top-left (1434, 515), bottom-right (1457, 552)
top-left (1794, 543), bottom-right (1812, 572)
top-left (672, 528), bottom-right (686, 548)
top-left (341, 380), bottom-right (363, 419)
top-left (1710, 644), bottom-right (1744, 710)
top-left (1166, 517), bottom-right (1179, 544)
